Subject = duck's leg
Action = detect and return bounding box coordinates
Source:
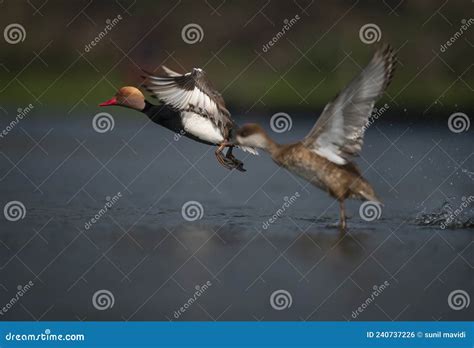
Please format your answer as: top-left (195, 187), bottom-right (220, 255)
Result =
top-left (225, 146), bottom-right (246, 172)
top-left (215, 143), bottom-right (236, 170)
top-left (339, 200), bottom-right (347, 232)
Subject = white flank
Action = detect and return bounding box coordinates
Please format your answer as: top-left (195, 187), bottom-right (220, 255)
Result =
top-left (181, 112), bottom-right (224, 144)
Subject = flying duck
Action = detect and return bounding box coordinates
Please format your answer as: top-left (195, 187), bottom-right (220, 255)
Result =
top-left (99, 66), bottom-right (256, 171)
top-left (235, 45), bottom-right (396, 231)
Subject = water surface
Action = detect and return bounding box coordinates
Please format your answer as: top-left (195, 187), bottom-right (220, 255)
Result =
top-left (0, 109), bottom-right (472, 320)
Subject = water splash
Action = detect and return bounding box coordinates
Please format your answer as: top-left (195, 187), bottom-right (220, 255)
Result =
top-left (415, 197), bottom-right (474, 229)
top-left (462, 168), bottom-right (474, 181)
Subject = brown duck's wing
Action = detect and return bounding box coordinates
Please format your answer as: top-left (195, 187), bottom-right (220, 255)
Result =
top-left (302, 44), bottom-right (396, 165)
top-left (141, 67), bottom-right (234, 136)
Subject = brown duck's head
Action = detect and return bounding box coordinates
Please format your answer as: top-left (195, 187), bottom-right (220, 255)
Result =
top-left (99, 86), bottom-right (145, 111)
top-left (235, 124), bottom-right (270, 150)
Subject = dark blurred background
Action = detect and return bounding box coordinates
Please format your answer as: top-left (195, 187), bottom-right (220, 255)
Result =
top-left (1, 0), bottom-right (473, 114)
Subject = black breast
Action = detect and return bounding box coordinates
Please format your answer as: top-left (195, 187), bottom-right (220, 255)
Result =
top-left (141, 101), bottom-right (216, 146)
top-left (143, 102), bottom-right (183, 133)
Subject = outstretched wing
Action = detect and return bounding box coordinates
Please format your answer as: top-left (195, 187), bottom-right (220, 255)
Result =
top-left (156, 65), bottom-right (181, 77)
top-left (142, 67), bottom-right (234, 136)
top-left (302, 44), bottom-right (396, 165)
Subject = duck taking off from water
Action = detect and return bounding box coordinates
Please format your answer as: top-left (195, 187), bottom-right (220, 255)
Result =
top-left (235, 45), bottom-right (396, 231)
top-left (99, 66), bottom-right (256, 171)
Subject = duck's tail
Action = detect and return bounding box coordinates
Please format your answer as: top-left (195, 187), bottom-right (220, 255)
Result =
top-left (237, 145), bottom-right (259, 155)
top-left (351, 178), bottom-right (382, 204)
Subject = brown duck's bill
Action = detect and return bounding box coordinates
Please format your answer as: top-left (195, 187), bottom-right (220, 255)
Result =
top-left (99, 97), bottom-right (117, 106)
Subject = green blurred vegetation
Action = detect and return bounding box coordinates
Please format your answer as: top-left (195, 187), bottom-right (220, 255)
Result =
top-left (0, 0), bottom-right (472, 113)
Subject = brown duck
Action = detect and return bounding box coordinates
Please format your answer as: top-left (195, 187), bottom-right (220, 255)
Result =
top-left (235, 45), bottom-right (396, 231)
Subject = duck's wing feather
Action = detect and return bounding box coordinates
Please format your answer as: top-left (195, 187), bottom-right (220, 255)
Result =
top-left (302, 44), bottom-right (396, 165)
top-left (157, 65), bottom-right (181, 77)
top-left (142, 68), bottom-right (234, 137)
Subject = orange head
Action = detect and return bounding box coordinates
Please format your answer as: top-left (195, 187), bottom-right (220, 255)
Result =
top-left (99, 86), bottom-right (145, 111)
